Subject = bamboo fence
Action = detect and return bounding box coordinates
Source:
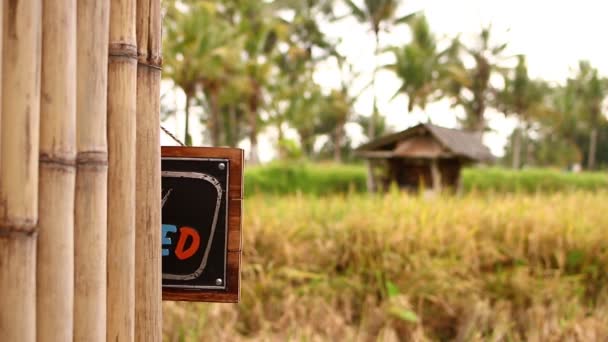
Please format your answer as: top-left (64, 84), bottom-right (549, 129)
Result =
top-left (74, 1), bottom-right (110, 341)
top-left (37, 0), bottom-right (77, 340)
top-left (107, 0), bottom-right (138, 340)
top-left (0, 0), bottom-right (163, 340)
top-left (0, 0), bottom-right (42, 341)
top-left (135, 0), bottom-right (163, 340)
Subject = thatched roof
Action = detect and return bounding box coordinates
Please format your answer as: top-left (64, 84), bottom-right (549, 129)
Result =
top-left (355, 123), bottom-right (494, 162)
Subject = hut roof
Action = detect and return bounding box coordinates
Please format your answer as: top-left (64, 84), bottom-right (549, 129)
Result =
top-left (355, 123), bottom-right (494, 162)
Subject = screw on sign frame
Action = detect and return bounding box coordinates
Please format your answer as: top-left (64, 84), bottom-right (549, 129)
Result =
top-left (161, 146), bottom-right (243, 303)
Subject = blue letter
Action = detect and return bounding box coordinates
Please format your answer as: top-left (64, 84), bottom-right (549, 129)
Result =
top-left (162, 224), bottom-right (177, 256)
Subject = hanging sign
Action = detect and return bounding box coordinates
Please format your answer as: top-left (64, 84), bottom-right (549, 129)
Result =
top-left (161, 146), bottom-right (243, 303)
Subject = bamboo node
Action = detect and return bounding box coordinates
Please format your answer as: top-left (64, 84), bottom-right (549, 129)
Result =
top-left (109, 43), bottom-right (138, 59)
top-left (39, 153), bottom-right (77, 171)
top-left (148, 54), bottom-right (162, 67)
top-left (138, 55), bottom-right (162, 70)
top-left (77, 151), bottom-right (109, 167)
top-left (0, 220), bottom-right (38, 236)
top-left (138, 62), bottom-right (162, 71)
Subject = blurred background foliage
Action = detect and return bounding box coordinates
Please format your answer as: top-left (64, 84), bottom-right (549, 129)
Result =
top-left (161, 0), bottom-right (608, 170)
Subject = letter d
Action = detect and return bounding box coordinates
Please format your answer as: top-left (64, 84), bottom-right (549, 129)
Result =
top-left (174, 227), bottom-right (200, 260)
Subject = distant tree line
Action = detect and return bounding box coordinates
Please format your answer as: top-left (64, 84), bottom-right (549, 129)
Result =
top-left (162, 0), bottom-right (608, 170)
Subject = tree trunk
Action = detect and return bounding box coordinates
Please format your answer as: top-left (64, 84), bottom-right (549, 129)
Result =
top-left (369, 30), bottom-right (380, 141)
top-left (276, 118), bottom-right (285, 159)
top-left (184, 91), bottom-right (192, 146)
top-left (248, 90), bottom-right (259, 164)
top-left (523, 123), bottom-right (533, 167)
top-left (512, 124), bottom-right (522, 169)
top-left (366, 160), bottom-right (377, 193)
top-left (472, 113), bottom-right (486, 142)
top-left (37, 1), bottom-right (77, 340)
top-left (0, 1), bottom-right (41, 341)
top-left (208, 87), bottom-right (220, 146)
top-left (366, 31), bottom-right (381, 192)
top-left (588, 127), bottom-right (598, 170)
top-left (135, 0), bottom-right (162, 340)
top-left (74, 1), bottom-right (110, 341)
top-left (226, 104), bottom-right (237, 147)
top-left (107, 0), bottom-right (138, 340)
top-left (334, 122), bottom-right (343, 163)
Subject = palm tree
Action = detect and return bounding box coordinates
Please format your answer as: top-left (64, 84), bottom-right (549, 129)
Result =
top-left (345, 0), bottom-right (415, 191)
top-left (230, 1), bottom-right (288, 163)
top-left (443, 26), bottom-right (509, 139)
top-left (163, 3), bottom-right (205, 145)
top-left (570, 61), bottom-right (608, 170)
top-left (345, 0), bottom-right (415, 139)
top-left (164, 2), bottom-right (243, 146)
top-left (496, 55), bottom-right (549, 168)
top-left (543, 82), bottom-right (584, 167)
top-left (386, 14), bottom-right (441, 122)
top-left (318, 89), bottom-right (351, 162)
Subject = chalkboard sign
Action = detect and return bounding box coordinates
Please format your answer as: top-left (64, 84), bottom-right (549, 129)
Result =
top-left (161, 147), bottom-right (243, 303)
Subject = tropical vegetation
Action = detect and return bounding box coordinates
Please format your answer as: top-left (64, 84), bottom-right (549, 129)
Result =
top-left (162, 0), bottom-right (608, 169)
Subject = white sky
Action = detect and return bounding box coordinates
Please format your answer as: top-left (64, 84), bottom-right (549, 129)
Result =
top-left (162, 0), bottom-right (608, 161)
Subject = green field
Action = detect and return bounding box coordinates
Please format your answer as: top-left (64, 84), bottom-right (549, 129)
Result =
top-left (164, 191), bottom-right (608, 341)
top-left (244, 163), bottom-right (608, 196)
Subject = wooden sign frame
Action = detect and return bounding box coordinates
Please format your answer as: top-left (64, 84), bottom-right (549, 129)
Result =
top-left (161, 146), bottom-right (243, 303)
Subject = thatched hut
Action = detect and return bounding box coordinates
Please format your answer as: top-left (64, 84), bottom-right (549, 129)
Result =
top-left (356, 124), bottom-right (494, 192)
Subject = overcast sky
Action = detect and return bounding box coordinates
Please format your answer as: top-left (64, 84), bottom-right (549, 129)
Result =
top-left (162, 0), bottom-right (608, 161)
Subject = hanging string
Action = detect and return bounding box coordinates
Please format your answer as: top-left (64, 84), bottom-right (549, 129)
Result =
top-left (160, 125), bottom-right (185, 146)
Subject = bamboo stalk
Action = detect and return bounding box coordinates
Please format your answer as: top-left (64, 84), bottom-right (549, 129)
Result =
top-left (0, 1), bottom-right (42, 342)
top-left (134, 0), bottom-right (162, 340)
top-left (0, 0), bottom-right (2, 142)
top-left (107, 0), bottom-right (138, 340)
top-left (37, 0), bottom-right (77, 340)
top-left (74, 1), bottom-right (110, 341)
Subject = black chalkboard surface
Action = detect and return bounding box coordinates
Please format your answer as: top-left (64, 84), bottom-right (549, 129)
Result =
top-left (162, 158), bottom-right (228, 289)
top-left (161, 147), bottom-right (243, 303)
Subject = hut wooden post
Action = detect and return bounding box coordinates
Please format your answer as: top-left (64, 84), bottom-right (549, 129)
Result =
top-left (366, 162), bottom-right (376, 193)
top-left (74, 1), bottom-right (110, 341)
top-left (430, 159), bottom-right (442, 193)
top-left (107, 0), bottom-right (138, 340)
top-left (37, 0), bottom-right (77, 340)
top-left (134, 0), bottom-right (162, 340)
top-left (0, 1), bottom-right (42, 341)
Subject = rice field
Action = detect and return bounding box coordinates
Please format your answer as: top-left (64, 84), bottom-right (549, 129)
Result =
top-left (244, 163), bottom-right (608, 196)
top-left (163, 191), bottom-right (608, 341)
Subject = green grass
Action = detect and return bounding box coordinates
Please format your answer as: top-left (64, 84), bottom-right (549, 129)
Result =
top-left (462, 167), bottom-right (608, 193)
top-left (244, 162), bottom-right (367, 195)
top-left (244, 163), bottom-right (608, 195)
top-left (164, 191), bottom-right (608, 341)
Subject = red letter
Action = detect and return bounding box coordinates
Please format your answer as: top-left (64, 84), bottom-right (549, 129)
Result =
top-left (174, 227), bottom-right (200, 260)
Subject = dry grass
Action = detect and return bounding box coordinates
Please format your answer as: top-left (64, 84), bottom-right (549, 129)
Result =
top-left (164, 191), bottom-right (608, 341)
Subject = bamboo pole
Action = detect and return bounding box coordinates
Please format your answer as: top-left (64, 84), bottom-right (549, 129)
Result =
top-left (134, 0), bottom-right (162, 340)
top-left (0, 1), bottom-right (42, 341)
top-left (107, 0), bottom-right (138, 340)
top-left (37, 0), bottom-right (77, 340)
top-left (74, 1), bottom-right (110, 341)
